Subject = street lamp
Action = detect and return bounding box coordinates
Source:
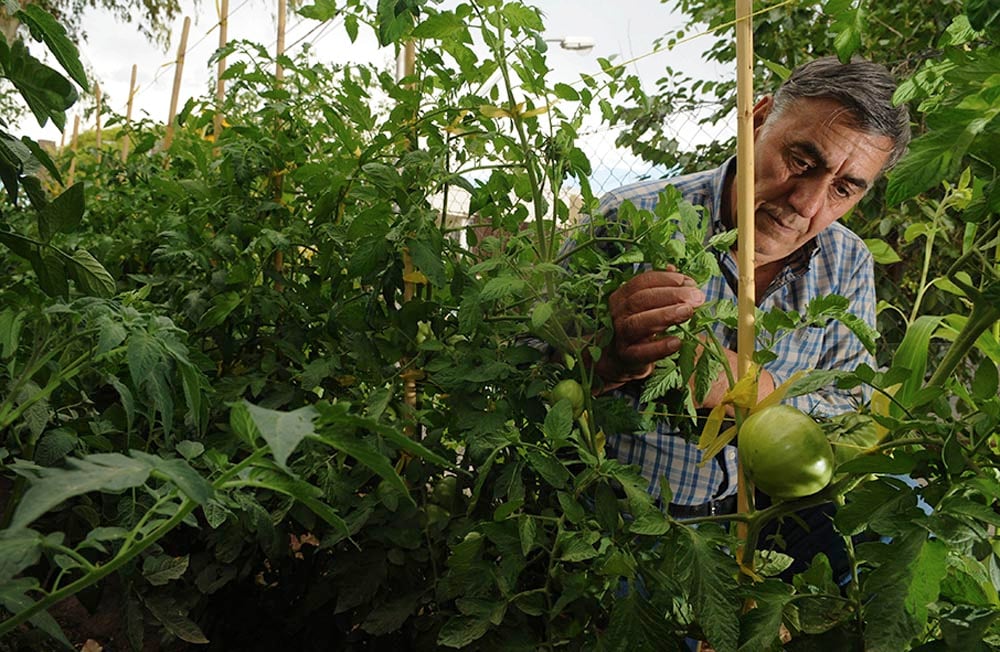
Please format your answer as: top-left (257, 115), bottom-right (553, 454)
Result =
top-left (544, 36), bottom-right (596, 52)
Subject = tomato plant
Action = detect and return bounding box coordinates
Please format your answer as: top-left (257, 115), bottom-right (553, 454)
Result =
top-left (0, 0), bottom-right (998, 650)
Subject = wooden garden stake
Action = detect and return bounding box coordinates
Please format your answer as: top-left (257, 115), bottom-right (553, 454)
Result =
top-left (67, 114), bottom-right (80, 186)
top-left (275, 0), bottom-right (286, 83)
top-left (163, 16), bottom-right (191, 152)
top-left (734, 0), bottom-right (756, 544)
top-left (398, 39), bottom-right (419, 439)
top-left (93, 83), bottom-right (102, 156)
top-left (271, 0), bottom-right (287, 288)
top-left (213, 0), bottom-right (229, 156)
top-left (121, 64), bottom-right (137, 162)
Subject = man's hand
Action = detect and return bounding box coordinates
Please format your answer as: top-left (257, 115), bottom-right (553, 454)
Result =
top-left (595, 266), bottom-right (705, 392)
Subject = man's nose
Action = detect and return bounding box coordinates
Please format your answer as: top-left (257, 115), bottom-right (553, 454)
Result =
top-left (788, 177), bottom-right (826, 219)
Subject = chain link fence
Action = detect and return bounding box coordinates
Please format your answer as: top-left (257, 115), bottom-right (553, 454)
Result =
top-left (436, 106), bottom-right (735, 228)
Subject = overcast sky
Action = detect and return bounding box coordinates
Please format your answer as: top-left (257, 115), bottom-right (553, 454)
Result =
top-left (18, 0), bottom-right (726, 140)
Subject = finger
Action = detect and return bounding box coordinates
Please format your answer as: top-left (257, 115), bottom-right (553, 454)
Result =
top-left (617, 334), bottom-right (684, 367)
top-left (621, 269), bottom-right (698, 292)
top-left (619, 285), bottom-right (705, 315)
top-left (610, 272), bottom-right (700, 311)
top-left (616, 302), bottom-right (697, 344)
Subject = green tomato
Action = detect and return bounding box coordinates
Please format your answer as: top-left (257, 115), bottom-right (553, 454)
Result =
top-left (431, 474), bottom-right (459, 511)
top-left (739, 405), bottom-right (834, 500)
top-left (550, 379), bottom-right (585, 418)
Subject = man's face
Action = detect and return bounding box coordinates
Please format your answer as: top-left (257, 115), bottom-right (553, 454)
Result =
top-left (748, 96), bottom-right (893, 267)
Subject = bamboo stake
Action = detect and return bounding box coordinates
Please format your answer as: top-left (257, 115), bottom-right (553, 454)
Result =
top-left (399, 40), bottom-right (418, 438)
top-left (272, 0), bottom-right (287, 288)
top-left (121, 64), bottom-right (137, 162)
top-left (163, 16), bottom-right (191, 152)
top-left (67, 114), bottom-right (80, 186)
top-left (734, 0), bottom-right (756, 543)
top-left (275, 0), bottom-right (286, 83)
top-left (93, 83), bottom-right (102, 156)
top-left (213, 0), bottom-right (229, 155)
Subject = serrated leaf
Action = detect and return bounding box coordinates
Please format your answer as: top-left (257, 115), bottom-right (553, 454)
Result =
top-left (0, 529), bottom-right (43, 582)
top-left (629, 512), bottom-right (671, 536)
top-left (68, 247), bottom-right (115, 297)
top-left (530, 301), bottom-right (553, 330)
top-left (143, 594), bottom-right (209, 644)
top-left (131, 451), bottom-right (213, 504)
top-left (142, 554), bottom-right (189, 586)
top-left (411, 11), bottom-right (465, 38)
top-left (525, 450), bottom-right (569, 488)
top-left (558, 531), bottom-right (599, 562)
top-left (605, 590), bottom-right (683, 651)
top-left (243, 401), bottom-right (318, 469)
top-left (10, 453), bottom-right (151, 530)
top-left (317, 428), bottom-right (414, 506)
top-left (361, 592), bottom-right (421, 635)
top-left (479, 275), bottom-right (525, 301)
top-left (437, 615), bottom-right (491, 648)
top-left (199, 291), bottom-right (241, 329)
top-left (0, 577), bottom-right (72, 648)
top-left (126, 331), bottom-right (163, 392)
top-left (33, 428), bottom-right (77, 466)
top-left (675, 527), bottom-right (740, 652)
top-left (543, 399), bottom-right (573, 440)
top-left (246, 464), bottom-right (350, 537)
top-left (861, 534), bottom-right (947, 652)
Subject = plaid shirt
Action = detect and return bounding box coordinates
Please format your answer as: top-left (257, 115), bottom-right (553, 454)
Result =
top-left (599, 158), bottom-right (876, 506)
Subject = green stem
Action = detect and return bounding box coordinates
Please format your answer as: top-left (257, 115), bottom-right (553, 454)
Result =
top-left (927, 300), bottom-right (1000, 387)
top-left (909, 219), bottom-right (938, 324)
top-left (0, 495), bottom-right (198, 639)
top-left (0, 448), bottom-right (267, 638)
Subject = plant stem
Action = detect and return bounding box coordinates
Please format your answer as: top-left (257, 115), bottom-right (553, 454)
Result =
top-left (927, 299), bottom-right (1000, 387)
top-left (0, 495), bottom-right (198, 638)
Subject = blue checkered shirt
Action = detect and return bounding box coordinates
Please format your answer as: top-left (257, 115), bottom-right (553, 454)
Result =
top-left (598, 158), bottom-right (876, 506)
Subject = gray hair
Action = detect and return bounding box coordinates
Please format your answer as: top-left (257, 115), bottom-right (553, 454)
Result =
top-left (771, 56), bottom-right (911, 171)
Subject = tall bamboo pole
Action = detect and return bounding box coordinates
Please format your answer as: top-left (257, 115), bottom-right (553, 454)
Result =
top-left (121, 65), bottom-right (137, 161)
top-left (214, 0), bottom-right (230, 153)
top-left (734, 0), bottom-right (756, 541)
top-left (163, 16), bottom-right (191, 151)
top-left (399, 40), bottom-right (419, 439)
top-left (67, 114), bottom-right (80, 186)
top-left (271, 0), bottom-right (287, 287)
top-left (275, 0), bottom-right (286, 83)
top-left (93, 83), bottom-right (102, 156)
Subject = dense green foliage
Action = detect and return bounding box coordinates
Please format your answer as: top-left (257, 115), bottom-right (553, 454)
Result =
top-left (0, 0), bottom-right (998, 650)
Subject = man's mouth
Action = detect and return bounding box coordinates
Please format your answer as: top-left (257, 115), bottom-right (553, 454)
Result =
top-left (759, 206), bottom-right (800, 234)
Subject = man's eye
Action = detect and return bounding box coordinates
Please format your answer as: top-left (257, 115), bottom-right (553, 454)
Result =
top-left (790, 156), bottom-right (811, 172)
top-left (833, 185), bottom-right (853, 199)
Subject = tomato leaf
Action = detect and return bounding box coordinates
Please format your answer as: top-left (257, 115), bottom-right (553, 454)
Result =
top-left (242, 402), bottom-right (318, 470)
top-left (8, 453), bottom-right (152, 530)
top-left (16, 5), bottom-right (88, 88)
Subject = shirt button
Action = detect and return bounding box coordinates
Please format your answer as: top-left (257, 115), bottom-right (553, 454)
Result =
top-left (727, 449), bottom-right (736, 460)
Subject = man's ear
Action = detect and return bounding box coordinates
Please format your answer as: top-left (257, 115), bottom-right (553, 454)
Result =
top-left (752, 96), bottom-right (774, 133)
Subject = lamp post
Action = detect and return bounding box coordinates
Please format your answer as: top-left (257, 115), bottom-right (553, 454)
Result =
top-left (543, 36), bottom-right (596, 52)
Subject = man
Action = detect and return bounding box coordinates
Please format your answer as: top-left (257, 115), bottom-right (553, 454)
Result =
top-left (590, 56), bottom-right (910, 569)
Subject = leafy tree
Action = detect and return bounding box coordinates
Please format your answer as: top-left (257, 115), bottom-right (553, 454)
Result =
top-left (0, 0), bottom-right (183, 49)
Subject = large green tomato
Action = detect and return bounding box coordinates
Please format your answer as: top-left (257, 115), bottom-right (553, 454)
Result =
top-left (739, 405), bottom-right (834, 499)
top-left (550, 379), bottom-right (585, 418)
